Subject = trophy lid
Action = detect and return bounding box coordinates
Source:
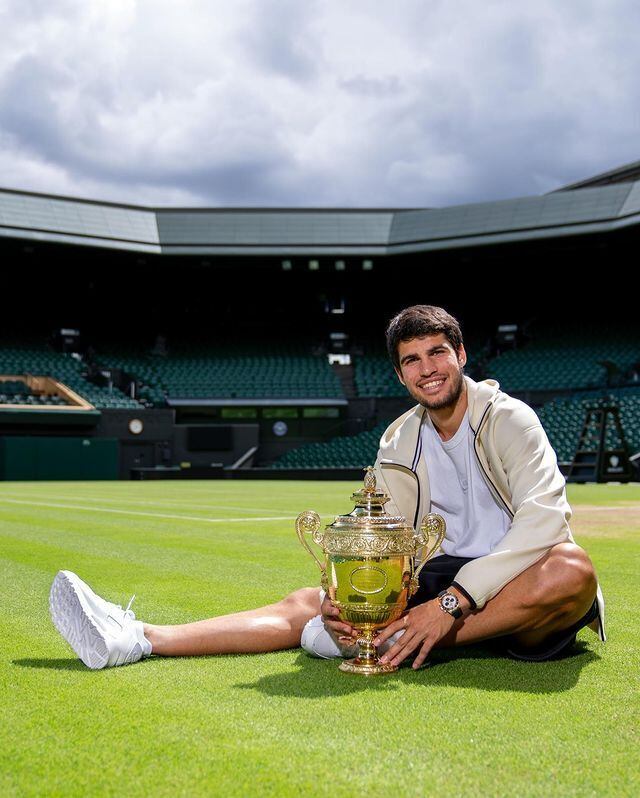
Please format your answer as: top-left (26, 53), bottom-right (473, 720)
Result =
top-left (328, 466), bottom-right (410, 531)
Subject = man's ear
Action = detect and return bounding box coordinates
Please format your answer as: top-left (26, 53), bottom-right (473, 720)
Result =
top-left (394, 367), bottom-right (406, 386)
top-left (457, 344), bottom-right (467, 368)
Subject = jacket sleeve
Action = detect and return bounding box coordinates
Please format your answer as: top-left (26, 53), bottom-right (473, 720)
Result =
top-left (452, 417), bottom-right (573, 609)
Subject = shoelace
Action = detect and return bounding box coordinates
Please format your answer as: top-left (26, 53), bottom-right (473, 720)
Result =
top-left (109, 595), bottom-right (146, 666)
top-left (123, 594), bottom-right (136, 619)
top-left (109, 595), bottom-right (137, 625)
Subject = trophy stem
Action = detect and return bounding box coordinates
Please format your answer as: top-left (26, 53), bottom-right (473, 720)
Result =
top-left (339, 629), bottom-right (397, 675)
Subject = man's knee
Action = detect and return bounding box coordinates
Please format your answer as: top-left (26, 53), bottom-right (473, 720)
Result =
top-left (282, 587), bottom-right (321, 618)
top-left (301, 615), bottom-right (352, 659)
top-left (300, 616), bottom-right (406, 659)
top-left (526, 543), bottom-right (597, 610)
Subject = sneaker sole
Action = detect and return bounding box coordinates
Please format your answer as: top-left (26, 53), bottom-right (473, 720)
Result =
top-left (49, 571), bottom-right (109, 670)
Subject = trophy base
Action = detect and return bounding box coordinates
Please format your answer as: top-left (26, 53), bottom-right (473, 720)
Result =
top-left (339, 657), bottom-right (398, 675)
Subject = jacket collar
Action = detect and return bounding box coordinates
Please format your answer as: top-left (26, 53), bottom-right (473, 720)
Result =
top-left (379, 375), bottom-right (501, 470)
top-left (465, 375), bottom-right (501, 434)
top-left (378, 405), bottom-right (426, 470)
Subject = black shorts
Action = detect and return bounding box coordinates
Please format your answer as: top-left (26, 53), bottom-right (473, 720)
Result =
top-left (407, 554), bottom-right (599, 662)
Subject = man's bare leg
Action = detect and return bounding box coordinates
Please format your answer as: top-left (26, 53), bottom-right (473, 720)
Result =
top-left (144, 587), bottom-right (320, 656)
top-left (436, 542), bottom-right (598, 650)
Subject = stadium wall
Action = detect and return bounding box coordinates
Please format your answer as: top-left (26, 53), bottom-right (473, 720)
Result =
top-left (0, 436), bottom-right (118, 480)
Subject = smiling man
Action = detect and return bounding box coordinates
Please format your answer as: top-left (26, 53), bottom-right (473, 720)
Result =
top-left (49, 304), bottom-right (605, 671)
top-left (313, 304), bottom-right (605, 668)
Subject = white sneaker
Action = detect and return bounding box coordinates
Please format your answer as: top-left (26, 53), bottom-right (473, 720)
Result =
top-left (49, 570), bottom-right (152, 669)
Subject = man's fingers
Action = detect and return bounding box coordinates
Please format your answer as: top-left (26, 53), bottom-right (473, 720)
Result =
top-left (383, 634), bottom-right (436, 669)
top-left (320, 599), bottom-right (356, 637)
top-left (412, 641), bottom-right (432, 670)
top-left (325, 620), bottom-right (354, 635)
top-left (380, 636), bottom-right (415, 667)
top-left (373, 617), bottom-right (405, 646)
top-left (378, 630), bottom-right (416, 666)
top-left (323, 615), bottom-right (355, 636)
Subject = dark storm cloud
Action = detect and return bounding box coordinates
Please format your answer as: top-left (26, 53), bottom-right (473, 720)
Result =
top-left (1, 1), bottom-right (640, 207)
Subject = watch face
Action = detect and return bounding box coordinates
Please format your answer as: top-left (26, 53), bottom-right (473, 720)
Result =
top-left (441, 593), bottom-right (459, 610)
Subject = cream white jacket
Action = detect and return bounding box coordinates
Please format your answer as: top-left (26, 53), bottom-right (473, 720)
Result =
top-left (374, 375), bottom-right (605, 640)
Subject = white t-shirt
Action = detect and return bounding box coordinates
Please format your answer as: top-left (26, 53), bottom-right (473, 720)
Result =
top-left (421, 409), bottom-right (511, 558)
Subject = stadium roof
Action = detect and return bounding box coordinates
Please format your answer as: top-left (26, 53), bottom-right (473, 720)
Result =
top-left (2, 177), bottom-right (640, 257)
top-left (553, 158), bottom-right (640, 191)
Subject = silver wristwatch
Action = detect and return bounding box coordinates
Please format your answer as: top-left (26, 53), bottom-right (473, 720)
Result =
top-left (437, 590), bottom-right (463, 619)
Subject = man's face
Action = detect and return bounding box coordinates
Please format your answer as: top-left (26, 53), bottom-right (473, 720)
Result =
top-left (395, 334), bottom-right (467, 411)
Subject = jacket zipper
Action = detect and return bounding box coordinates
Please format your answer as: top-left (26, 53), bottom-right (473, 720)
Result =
top-left (471, 402), bottom-right (514, 519)
top-left (410, 409), bottom-right (428, 527)
top-left (380, 409), bottom-right (426, 529)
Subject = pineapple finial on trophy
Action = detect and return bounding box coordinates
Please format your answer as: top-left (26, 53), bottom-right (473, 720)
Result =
top-left (363, 465), bottom-right (376, 494)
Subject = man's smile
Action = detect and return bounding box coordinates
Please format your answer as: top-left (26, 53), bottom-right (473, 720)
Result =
top-left (417, 377), bottom-right (446, 392)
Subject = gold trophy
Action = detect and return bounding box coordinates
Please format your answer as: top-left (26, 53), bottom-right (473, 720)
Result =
top-left (296, 467), bottom-right (445, 675)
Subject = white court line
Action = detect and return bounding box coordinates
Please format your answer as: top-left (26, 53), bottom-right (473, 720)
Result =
top-left (0, 498), bottom-right (293, 524)
top-left (0, 492), bottom-right (293, 515)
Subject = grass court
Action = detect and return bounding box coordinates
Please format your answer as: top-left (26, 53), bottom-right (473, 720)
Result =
top-left (0, 479), bottom-right (638, 797)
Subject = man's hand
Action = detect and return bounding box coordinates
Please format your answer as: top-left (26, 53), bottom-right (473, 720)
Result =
top-left (373, 600), bottom-right (457, 669)
top-left (320, 593), bottom-right (357, 644)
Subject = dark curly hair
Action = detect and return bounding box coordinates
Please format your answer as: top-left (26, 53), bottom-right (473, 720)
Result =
top-left (385, 305), bottom-right (464, 371)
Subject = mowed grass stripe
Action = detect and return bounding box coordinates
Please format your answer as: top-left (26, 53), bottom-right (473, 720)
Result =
top-left (1, 480), bottom-right (638, 797)
top-left (0, 489), bottom-right (303, 514)
top-left (0, 503), bottom-right (321, 574)
top-left (0, 496), bottom-right (322, 623)
top-left (0, 479), bottom-right (359, 515)
top-left (0, 497), bottom-right (293, 523)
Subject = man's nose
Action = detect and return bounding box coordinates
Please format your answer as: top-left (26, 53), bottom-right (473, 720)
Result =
top-left (419, 358), bottom-right (437, 375)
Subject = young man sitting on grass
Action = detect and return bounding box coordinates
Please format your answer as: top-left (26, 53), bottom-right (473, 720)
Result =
top-left (49, 305), bottom-right (605, 670)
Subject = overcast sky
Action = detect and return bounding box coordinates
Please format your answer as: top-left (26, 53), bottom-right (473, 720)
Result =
top-left (1, 0), bottom-right (639, 208)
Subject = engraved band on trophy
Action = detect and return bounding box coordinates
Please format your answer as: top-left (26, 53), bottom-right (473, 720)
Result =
top-left (296, 466), bottom-right (445, 675)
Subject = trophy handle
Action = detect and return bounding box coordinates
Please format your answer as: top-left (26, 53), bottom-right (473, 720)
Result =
top-left (413, 513), bottom-right (446, 582)
top-left (295, 510), bottom-right (328, 589)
